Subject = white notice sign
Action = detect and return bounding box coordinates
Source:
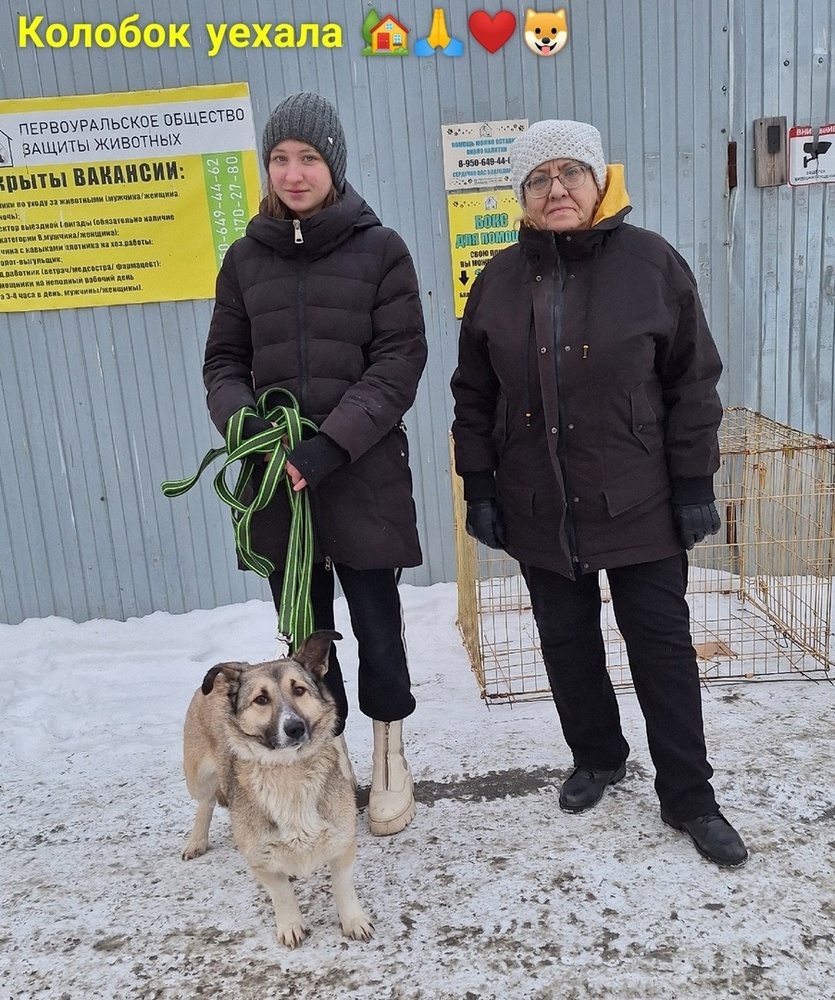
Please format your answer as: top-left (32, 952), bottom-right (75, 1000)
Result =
top-left (788, 124), bottom-right (835, 186)
top-left (442, 119), bottom-right (527, 190)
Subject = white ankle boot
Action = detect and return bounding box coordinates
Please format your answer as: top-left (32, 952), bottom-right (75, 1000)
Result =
top-left (368, 720), bottom-right (416, 836)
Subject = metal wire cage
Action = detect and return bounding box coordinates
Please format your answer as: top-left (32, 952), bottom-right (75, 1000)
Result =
top-left (452, 408), bottom-right (835, 703)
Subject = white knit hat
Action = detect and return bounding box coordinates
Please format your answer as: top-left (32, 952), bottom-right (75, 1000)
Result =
top-left (510, 120), bottom-right (607, 204)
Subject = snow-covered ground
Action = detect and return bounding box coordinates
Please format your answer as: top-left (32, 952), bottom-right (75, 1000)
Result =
top-left (2, 582), bottom-right (834, 999)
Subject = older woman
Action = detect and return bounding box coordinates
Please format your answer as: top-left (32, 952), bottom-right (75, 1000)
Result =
top-left (450, 120), bottom-right (747, 867)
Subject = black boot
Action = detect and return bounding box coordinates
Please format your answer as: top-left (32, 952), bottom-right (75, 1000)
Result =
top-left (559, 763), bottom-right (626, 813)
top-left (661, 810), bottom-right (748, 867)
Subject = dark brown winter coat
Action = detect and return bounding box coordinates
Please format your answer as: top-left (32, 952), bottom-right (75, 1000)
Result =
top-left (451, 172), bottom-right (723, 578)
top-left (204, 184), bottom-right (426, 570)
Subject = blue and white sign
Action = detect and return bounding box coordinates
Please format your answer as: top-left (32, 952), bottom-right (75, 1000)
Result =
top-left (442, 118), bottom-right (527, 191)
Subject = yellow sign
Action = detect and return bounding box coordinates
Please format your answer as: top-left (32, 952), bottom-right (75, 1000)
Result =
top-left (447, 189), bottom-right (519, 317)
top-left (0, 83), bottom-right (261, 311)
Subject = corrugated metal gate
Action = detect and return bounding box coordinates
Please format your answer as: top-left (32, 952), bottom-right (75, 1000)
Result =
top-left (0, 0), bottom-right (831, 623)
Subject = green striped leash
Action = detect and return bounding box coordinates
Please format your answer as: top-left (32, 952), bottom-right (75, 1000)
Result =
top-left (160, 388), bottom-right (319, 647)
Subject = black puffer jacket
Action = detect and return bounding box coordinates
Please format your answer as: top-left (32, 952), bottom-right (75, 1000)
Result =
top-left (451, 168), bottom-right (723, 578)
top-left (204, 184), bottom-right (426, 570)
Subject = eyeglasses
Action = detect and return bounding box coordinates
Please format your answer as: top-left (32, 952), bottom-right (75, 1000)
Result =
top-left (523, 163), bottom-right (589, 197)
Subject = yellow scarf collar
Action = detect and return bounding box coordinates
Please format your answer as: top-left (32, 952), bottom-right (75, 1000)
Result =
top-left (591, 164), bottom-right (631, 227)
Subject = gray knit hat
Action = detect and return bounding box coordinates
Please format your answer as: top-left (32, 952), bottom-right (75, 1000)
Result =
top-left (261, 92), bottom-right (347, 191)
top-left (510, 120), bottom-right (607, 204)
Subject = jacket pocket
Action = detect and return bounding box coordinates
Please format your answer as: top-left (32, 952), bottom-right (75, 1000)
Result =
top-left (603, 467), bottom-right (669, 518)
top-left (497, 477), bottom-right (536, 519)
top-left (492, 395), bottom-right (509, 452)
top-left (630, 383), bottom-right (661, 455)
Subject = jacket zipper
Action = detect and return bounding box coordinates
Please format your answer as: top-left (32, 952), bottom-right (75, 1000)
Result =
top-left (551, 252), bottom-right (580, 578)
top-left (293, 219), bottom-right (303, 244)
top-left (295, 255), bottom-right (330, 564)
top-left (296, 259), bottom-right (309, 413)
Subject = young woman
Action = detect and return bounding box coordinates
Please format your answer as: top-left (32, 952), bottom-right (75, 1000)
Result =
top-left (203, 92), bottom-right (427, 836)
top-left (451, 119), bottom-right (747, 867)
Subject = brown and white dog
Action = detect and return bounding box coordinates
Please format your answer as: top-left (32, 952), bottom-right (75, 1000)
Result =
top-left (181, 629), bottom-right (373, 947)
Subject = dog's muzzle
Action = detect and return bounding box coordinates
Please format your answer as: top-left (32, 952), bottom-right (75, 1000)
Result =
top-left (269, 710), bottom-right (310, 749)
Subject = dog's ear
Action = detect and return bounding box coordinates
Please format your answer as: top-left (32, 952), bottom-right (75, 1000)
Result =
top-left (201, 662), bottom-right (246, 696)
top-left (292, 630), bottom-right (342, 679)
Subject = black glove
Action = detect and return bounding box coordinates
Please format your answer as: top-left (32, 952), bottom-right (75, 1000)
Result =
top-left (240, 415), bottom-right (273, 440)
top-left (465, 499), bottom-right (506, 549)
top-left (288, 434), bottom-right (349, 489)
top-left (673, 502), bottom-right (721, 550)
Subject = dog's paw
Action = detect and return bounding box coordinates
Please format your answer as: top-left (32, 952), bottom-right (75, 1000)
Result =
top-left (341, 910), bottom-right (374, 942)
top-left (181, 839), bottom-right (208, 860)
top-left (276, 921), bottom-right (308, 948)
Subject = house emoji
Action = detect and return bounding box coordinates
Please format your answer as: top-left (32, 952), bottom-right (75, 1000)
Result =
top-left (370, 14), bottom-right (409, 53)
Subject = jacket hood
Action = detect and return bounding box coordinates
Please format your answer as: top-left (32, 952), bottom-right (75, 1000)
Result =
top-left (245, 182), bottom-right (381, 260)
top-left (590, 163), bottom-right (631, 228)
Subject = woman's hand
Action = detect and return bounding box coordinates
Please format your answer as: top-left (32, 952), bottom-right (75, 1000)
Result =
top-left (285, 461), bottom-right (308, 492)
top-left (465, 499), bottom-right (506, 549)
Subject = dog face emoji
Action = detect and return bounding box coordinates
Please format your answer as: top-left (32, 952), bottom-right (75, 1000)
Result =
top-left (523, 8), bottom-right (568, 56)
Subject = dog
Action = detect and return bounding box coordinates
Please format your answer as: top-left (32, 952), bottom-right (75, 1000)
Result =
top-left (181, 629), bottom-right (373, 947)
top-left (523, 8), bottom-right (569, 56)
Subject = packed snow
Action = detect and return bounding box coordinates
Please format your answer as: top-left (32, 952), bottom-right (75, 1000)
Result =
top-left (2, 582), bottom-right (834, 999)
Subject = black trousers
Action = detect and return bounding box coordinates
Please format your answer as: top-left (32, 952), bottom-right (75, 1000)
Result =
top-left (268, 563), bottom-right (415, 735)
top-left (521, 553), bottom-right (718, 822)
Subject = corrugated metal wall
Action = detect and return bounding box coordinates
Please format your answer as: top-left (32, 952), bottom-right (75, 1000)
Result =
top-left (0, 0), bottom-right (830, 623)
top-left (728, 0), bottom-right (834, 434)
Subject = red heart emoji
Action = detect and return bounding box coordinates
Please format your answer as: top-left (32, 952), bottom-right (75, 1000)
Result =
top-left (468, 10), bottom-right (517, 53)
